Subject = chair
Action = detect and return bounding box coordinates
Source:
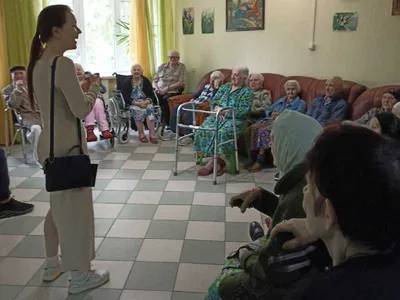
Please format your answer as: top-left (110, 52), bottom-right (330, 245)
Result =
top-left (173, 103), bottom-right (239, 185)
top-left (4, 106), bottom-right (30, 163)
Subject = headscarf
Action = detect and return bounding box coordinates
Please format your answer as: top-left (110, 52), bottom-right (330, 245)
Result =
top-left (272, 110), bottom-right (323, 175)
top-left (375, 112), bottom-right (400, 140)
top-left (384, 88), bottom-right (400, 103)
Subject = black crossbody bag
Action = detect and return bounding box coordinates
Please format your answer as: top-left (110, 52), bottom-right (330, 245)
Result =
top-left (43, 56), bottom-right (97, 192)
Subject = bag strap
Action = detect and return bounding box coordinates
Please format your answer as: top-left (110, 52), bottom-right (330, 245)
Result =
top-left (49, 56), bottom-right (84, 159)
top-left (49, 56), bottom-right (60, 159)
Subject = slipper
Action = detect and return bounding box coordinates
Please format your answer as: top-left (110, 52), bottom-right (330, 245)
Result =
top-left (139, 136), bottom-right (149, 143)
top-left (150, 137), bottom-right (158, 144)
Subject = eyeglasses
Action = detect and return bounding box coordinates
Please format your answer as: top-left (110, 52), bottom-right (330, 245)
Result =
top-left (169, 56), bottom-right (180, 59)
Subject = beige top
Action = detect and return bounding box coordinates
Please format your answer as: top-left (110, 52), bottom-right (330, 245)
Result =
top-left (32, 56), bottom-right (99, 164)
top-left (153, 62), bottom-right (186, 93)
top-left (1, 84), bottom-right (42, 127)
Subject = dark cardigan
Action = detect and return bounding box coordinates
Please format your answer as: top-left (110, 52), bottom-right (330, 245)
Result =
top-left (121, 75), bottom-right (156, 106)
top-left (286, 253), bottom-right (400, 300)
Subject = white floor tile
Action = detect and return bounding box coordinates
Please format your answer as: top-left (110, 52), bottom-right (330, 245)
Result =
top-left (0, 257), bottom-right (44, 285)
top-left (0, 235), bottom-right (25, 256)
top-left (193, 192), bottom-right (225, 206)
top-left (105, 179), bottom-right (138, 190)
top-left (93, 203), bottom-right (124, 218)
top-left (137, 239), bottom-right (183, 262)
top-left (107, 219), bottom-right (151, 238)
top-left (153, 153), bottom-right (175, 161)
top-left (9, 177), bottom-right (28, 188)
top-left (153, 205), bottom-right (191, 220)
top-left (165, 180), bottom-right (196, 192)
top-left (134, 147), bottom-right (158, 154)
top-left (97, 169), bottom-right (119, 179)
top-left (103, 152), bottom-right (131, 160)
top-left (122, 160), bottom-right (151, 169)
top-left (127, 191), bottom-right (163, 204)
top-left (142, 170), bottom-right (172, 180)
top-left (185, 221), bottom-right (225, 241)
top-left (10, 189), bottom-right (41, 201)
top-left (27, 202), bottom-right (50, 217)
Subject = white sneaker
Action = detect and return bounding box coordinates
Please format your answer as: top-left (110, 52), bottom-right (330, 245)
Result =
top-left (42, 264), bottom-right (64, 282)
top-left (179, 137), bottom-right (193, 146)
top-left (68, 269), bottom-right (110, 295)
top-left (162, 131), bottom-right (176, 141)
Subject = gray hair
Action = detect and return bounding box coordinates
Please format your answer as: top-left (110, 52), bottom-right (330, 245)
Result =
top-left (131, 63), bottom-right (144, 74)
top-left (167, 50), bottom-right (180, 57)
top-left (284, 80), bottom-right (301, 93)
top-left (249, 73), bottom-right (264, 82)
top-left (74, 63), bottom-right (84, 72)
top-left (393, 102), bottom-right (400, 111)
top-left (327, 76), bottom-right (344, 90)
top-left (210, 70), bottom-right (225, 82)
top-left (233, 65), bottom-right (249, 79)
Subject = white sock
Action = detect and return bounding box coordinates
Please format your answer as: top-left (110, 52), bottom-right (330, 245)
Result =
top-left (45, 255), bottom-right (59, 268)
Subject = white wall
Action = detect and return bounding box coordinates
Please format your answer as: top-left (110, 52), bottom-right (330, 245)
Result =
top-left (175, 0), bottom-right (400, 92)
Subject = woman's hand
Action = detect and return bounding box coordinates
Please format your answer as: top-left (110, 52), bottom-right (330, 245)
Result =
top-left (189, 99), bottom-right (195, 103)
top-left (270, 218), bottom-right (318, 250)
top-left (213, 105), bottom-right (221, 112)
top-left (159, 87), bottom-right (169, 95)
top-left (271, 111), bottom-right (280, 119)
top-left (229, 188), bottom-right (262, 213)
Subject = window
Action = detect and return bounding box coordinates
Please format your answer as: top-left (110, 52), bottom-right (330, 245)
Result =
top-left (48, 0), bottom-right (131, 76)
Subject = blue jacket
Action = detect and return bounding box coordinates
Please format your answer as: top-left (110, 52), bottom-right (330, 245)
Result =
top-left (264, 96), bottom-right (307, 119)
top-left (307, 95), bottom-right (348, 126)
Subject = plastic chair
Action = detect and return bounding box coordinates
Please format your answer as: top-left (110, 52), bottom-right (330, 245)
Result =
top-left (173, 103), bottom-right (239, 185)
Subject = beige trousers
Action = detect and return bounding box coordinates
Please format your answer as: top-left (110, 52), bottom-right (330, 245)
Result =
top-left (49, 187), bottom-right (95, 271)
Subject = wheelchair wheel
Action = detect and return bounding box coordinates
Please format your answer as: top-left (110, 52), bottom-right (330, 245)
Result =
top-left (118, 130), bottom-right (129, 144)
top-left (107, 98), bottom-right (120, 135)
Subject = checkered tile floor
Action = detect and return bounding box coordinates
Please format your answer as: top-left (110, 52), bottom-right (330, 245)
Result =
top-left (0, 131), bottom-right (277, 300)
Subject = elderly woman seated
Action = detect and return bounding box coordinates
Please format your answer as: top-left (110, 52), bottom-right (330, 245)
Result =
top-left (121, 63), bottom-right (158, 144)
top-left (246, 80), bottom-right (306, 172)
top-left (75, 63), bottom-right (113, 142)
top-left (204, 111), bottom-right (329, 300)
top-left (393, 101), bottom-right (400, 118)
top-left (194, 66), bottom-right (252, 176)
top-left (271, 124), bottom-right (400, 299)
top-left (354, 88), bottom-right (400, 125)
top-left (166, 70), bottom-right (225, 145)
top-left (248, 73), bottom-right (272, 121)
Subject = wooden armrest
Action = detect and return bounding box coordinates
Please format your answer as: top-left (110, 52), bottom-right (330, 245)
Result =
top-left (168, 94), bottom-right (193, 115)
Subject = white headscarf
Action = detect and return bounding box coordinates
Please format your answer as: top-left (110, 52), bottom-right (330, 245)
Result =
top-left (272, 110), bottom-right (323, 175)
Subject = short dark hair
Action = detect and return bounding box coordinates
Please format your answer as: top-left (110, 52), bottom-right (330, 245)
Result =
top-left (306, 124), bottom-right (400, 252)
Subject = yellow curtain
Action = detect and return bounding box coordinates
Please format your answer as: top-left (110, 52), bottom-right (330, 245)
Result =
top-left (130, 0), bottom-right (153, 79)
top-left (0, 0), bottom-right (12, 145)
top-left (0, 0), bottom-right (47, 145)
top-left (158, 0), bottom-right (175, 63)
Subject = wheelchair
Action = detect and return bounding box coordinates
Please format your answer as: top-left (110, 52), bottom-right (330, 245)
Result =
top-left (109, 73), bottom-right (163, 143)
top-left (4, 106), bottom-right (34, 163)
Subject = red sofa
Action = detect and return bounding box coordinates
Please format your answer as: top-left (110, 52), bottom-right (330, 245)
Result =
top-left (168, 69), bottom-right (399, 154)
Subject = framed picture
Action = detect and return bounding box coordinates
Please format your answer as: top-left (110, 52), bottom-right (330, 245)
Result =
top-left (333, 12), bottom-right (358, 32)
top-left (392, 0), bottom-right (400, 15)
top-left (202, 8), bottom-right (215, 34)
top-left (226, 0), bottom-right (265, 32)
top-left (182, 7), bottom-right (194, 35)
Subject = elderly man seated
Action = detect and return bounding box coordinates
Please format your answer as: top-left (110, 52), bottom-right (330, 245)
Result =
top-left (152, 50), bottom-right (186, 133)
top-left (307, 77), bottom-right (348, 126)
top-left (2, 66), bottom-right (42, 164)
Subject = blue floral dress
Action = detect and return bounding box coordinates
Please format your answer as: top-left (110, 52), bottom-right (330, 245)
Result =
top-left (130, 78), bottom-right (155, 122)
top-left (193, 83), bottom-right (252, 156)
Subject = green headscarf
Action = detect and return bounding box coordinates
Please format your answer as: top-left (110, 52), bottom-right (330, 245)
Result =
top-left (272, 110), bottom-right (323, 175)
